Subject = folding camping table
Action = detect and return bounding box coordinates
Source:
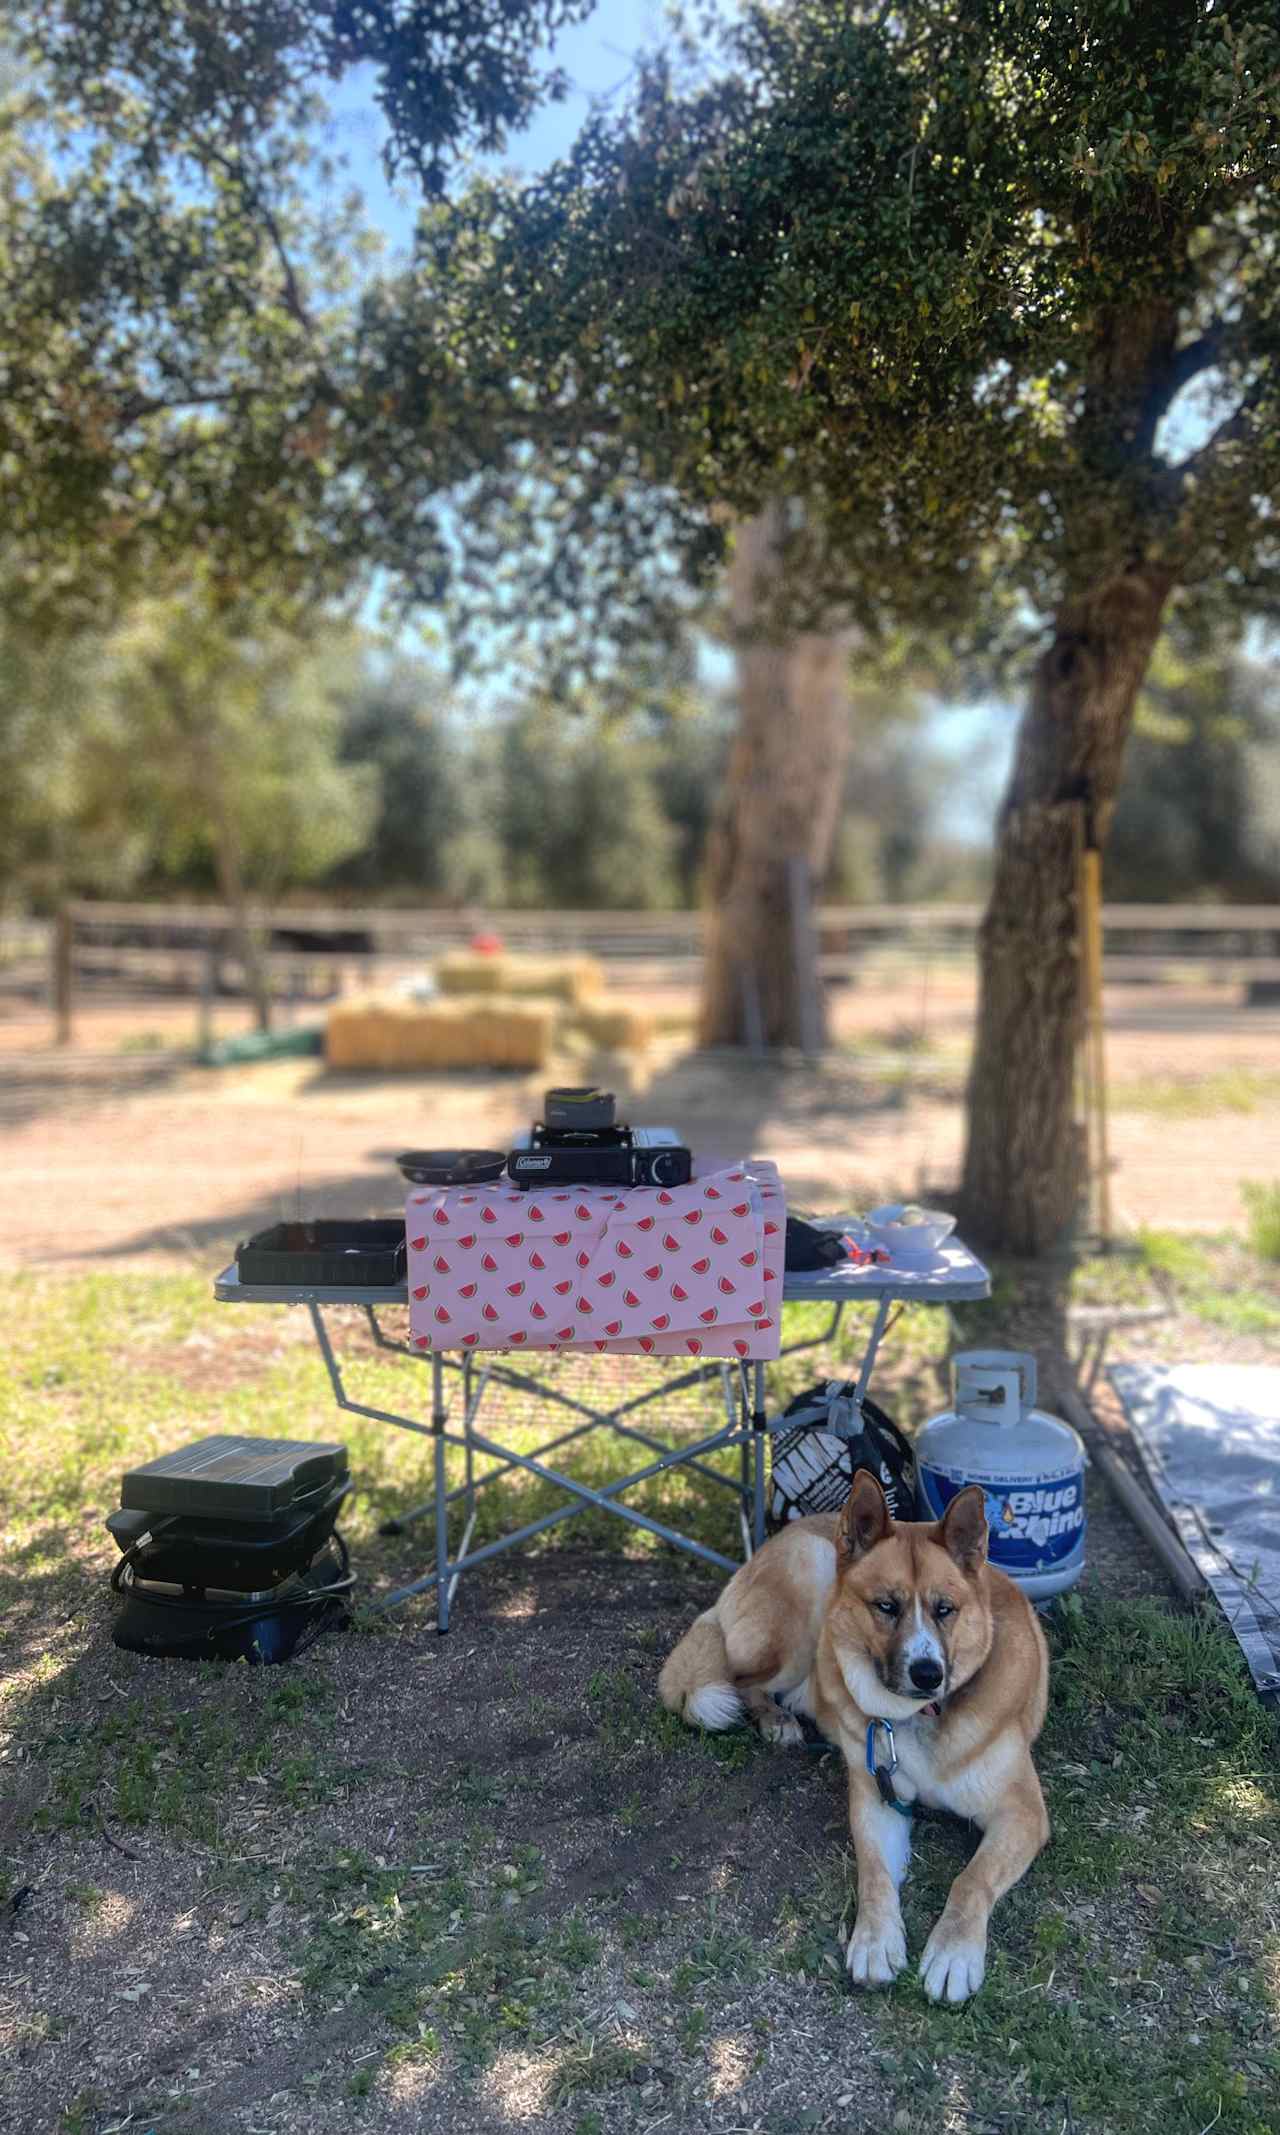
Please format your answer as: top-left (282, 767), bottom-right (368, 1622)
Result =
top-left (214, 1238), bottom-right (990, 1629)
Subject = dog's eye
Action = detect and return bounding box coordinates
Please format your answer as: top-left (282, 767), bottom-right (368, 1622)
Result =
top-left (873, 1597), bottom-right (899, 1618)
top-left (934, 1600), bottom-right (956, 1621)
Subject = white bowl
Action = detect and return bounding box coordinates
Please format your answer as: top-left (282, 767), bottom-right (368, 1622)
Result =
top-left (864, 1204), bottom-right (957, 1260)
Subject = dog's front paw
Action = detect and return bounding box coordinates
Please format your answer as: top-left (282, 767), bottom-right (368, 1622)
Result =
top-left (846, 1915), bottom-right (907, 1987)
top-left (919, 1915), bottom-right (986, 2003)
top-left (758, 1710), bottom-right (804, 1747)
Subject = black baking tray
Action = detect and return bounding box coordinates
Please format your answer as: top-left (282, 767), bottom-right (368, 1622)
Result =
top-left (235, 1219), bottom-right (405, 1287)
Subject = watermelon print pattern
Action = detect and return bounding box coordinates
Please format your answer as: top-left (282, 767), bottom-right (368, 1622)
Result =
top-left (405, 1163), bottom-right (785, 1360)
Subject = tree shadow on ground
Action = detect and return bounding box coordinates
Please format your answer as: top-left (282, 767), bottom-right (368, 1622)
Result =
top-left (0, 1049), bottom-right (191, 1132)
top-left (73, 1039), bottom-right (945, 1266)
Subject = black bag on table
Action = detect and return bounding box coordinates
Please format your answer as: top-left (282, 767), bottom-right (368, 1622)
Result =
top-left (783, 1215), bottom-right (847, 1271)
top-left (768, 1381), bottom-right (919, 1531)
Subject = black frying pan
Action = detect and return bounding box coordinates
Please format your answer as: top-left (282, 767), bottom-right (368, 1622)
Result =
top-left (396, 1149), bottom-right (507, 1187)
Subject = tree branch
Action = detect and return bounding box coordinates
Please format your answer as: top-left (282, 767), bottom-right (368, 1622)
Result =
top-left (119, 385), bottom-right (259, 422)
top-left (1136, 322), bottom-right (1230, 451)
top-left (1154, 324), bottom-right (1228, 407)
top-left (1169, 380), bottom-right (1265, 486)
top-left (194, 140), bottom-right (357, 423)
top-left (202, 145), bottom-right (317, 343)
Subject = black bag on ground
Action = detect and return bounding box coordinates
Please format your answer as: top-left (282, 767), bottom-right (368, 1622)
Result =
top-left (768, 1381), bottom-right (919, 1531)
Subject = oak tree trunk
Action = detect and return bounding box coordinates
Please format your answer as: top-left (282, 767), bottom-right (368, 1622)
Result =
top-left (209, 785), bottom-right (273, 1036)
top-left (699, 509), bottom-right (854, 1050)
top-left (959, 566), bottom-right (1172, 1254)
top-left (179, 677), bottom-right (274, 1035)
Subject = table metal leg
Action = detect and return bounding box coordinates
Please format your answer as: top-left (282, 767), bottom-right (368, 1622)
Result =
top-left (381, 1410), bottom-right (618, 1536)
top-left (432, 1353), bottom-right (451, 1635)
top-left (309, 1307), bottom-right (810, 1612)
top-left (462, 1420), bottom-right (741, 1573)
top-left (729, 1365), bottom-right (752, 1557)
top-left (374, 1415), bottom-right (746, 1611)
top-left (362, 1305), bottom-right (820, 1524)
top-left (310, 1304), bottom-right (436, 1437)
top-left (752, 1360), bottom-right (767, 1546)
top-left (452, 1353), bottom-right (480, 1614)
top-left (852, 1296), bottom-right (893, 1408)
top-left (463, 1350), bottom-right (476, 1513)
top-left (486, 1357), bottom-right (736, 1494)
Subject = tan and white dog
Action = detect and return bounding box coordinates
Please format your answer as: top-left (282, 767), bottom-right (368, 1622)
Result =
top-left (659, 1473), bottom-right (1049, 2002)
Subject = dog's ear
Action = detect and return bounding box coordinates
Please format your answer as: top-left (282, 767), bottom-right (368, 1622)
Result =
top-left (937, 1485), bottom-right (988, 1575)
top-left (838, 1470), bottom-right (892, 1562)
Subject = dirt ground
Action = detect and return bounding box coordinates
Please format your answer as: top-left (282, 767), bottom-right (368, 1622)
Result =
top-left (2, 971), bottom-right (1280, 1268)
top-left (3, 965), bottom-right (1279, 2135)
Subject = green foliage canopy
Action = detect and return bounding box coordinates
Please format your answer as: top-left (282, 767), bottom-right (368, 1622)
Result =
top-left (373, 0), bottom-right (1280, 675)
top-left (0, 0), bottom-right (589, 618)
top-left (28, 3), bottom-right (591, 190)
top-left (6, 3), bottom-right (1278, 691)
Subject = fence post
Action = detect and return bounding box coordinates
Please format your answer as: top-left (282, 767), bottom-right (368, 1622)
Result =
top-left (53, 904), bottom-right (74, 1046)
top-left (736, 961), bottom-right (766, 1056)
top-left (786, 854), bottom-right (824, 1055)
top-left (196, 936), bottom-right (218, 1057)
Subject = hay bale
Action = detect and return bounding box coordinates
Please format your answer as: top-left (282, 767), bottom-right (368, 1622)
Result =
top-left (433, 951), bottom-right (507, 996)
top-left (570, 1000), bottom-right (653, 1052)
top-left (435, 950), bottom-right (604, 1007)
top-left (460, 995), bottom-right (557, 1069)
top-left (326, 992), bottom-right (555, 1071)
top-left (326, 997), bottom-right (400, 1069)
top-left (381, 1002), bottom-right (453, 1070)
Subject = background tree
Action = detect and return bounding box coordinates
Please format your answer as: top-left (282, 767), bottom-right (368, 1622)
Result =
top-left (647, 686), bottom-right (734, 909)
top-left (1107, 629), bottom-right (1280, 902)
top-left (0, 621), bottom-right (147, 905)
top-left (829, 670), bottom-right (1001, 906)
top-left (101, 592), bottom-right (376, 1028)
top-left (494, 695), bottom-right (679, 910)
top-left (390, 0), bottom-right (1280, 1248)
top-left (700, 507), bottom-right (856, 1049)
top-left (12, 3), bottom-right (1280, 1253)
top-left (330, 655), bottom-right (467, 899)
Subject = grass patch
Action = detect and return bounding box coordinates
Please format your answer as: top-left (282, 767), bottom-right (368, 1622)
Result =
top-left (671, 1914), bottom-right (763, 1991)
top-left (820, 1592), bottom-right (1280, 2135)
top-left (115, 1028), bottom-right (173, 1054)
top-left (1242, 1180), bottom-right (1280, 1263)
top-left (549, 2040), bottom-right (650, 2105)
top-left (1112, 1067), bottom-right (1280, 1118)
top-left (0, 1274), bottom-right (951, 1622)
top-left (1137, 1228), bottom-right (1280, 1336)
top-left (3, 1268), bottom-right (1278, 2134)
top-left (1067, 1249), bottom-right (1159, 1309)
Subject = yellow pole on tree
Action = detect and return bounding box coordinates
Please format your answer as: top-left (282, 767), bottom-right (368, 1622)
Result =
top-left (1078, 826), bottom-right (1112, 1248)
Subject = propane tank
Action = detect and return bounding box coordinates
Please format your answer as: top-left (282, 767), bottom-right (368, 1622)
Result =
top-left (916, 1351), bottom-right (1086, 1601)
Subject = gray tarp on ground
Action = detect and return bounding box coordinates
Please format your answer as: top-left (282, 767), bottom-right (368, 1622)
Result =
top-left (1109, 1363), bottom-right (1280, 1699)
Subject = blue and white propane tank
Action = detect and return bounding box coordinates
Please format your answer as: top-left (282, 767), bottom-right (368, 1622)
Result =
top-left (916, 1350), bottom-right (1086, 1601)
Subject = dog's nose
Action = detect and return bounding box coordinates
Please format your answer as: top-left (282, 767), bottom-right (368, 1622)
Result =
top-left (908, 1657), bottom-right (944, 1693)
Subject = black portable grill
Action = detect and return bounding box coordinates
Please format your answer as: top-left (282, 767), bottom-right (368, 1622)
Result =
top-left (106, 1435), bottom-right (354, 1662)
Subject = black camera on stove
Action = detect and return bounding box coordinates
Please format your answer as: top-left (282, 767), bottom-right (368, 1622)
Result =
top-left (507, 1087), bottom-right (692, 1190)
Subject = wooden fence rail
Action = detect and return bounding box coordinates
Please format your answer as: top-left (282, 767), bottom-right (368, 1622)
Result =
top-left (60, 896), bottom-right (1280, 948)
top-left (24, 898), bottom-right (1280, 1044)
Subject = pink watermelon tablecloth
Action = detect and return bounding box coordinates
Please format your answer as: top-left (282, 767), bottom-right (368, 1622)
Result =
top-left (405, 1161), bottom-right (784, 1360)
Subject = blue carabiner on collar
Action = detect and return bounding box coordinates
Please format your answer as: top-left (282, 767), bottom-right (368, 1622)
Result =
top-left (866, 1717), bottom-right (914, 1817)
